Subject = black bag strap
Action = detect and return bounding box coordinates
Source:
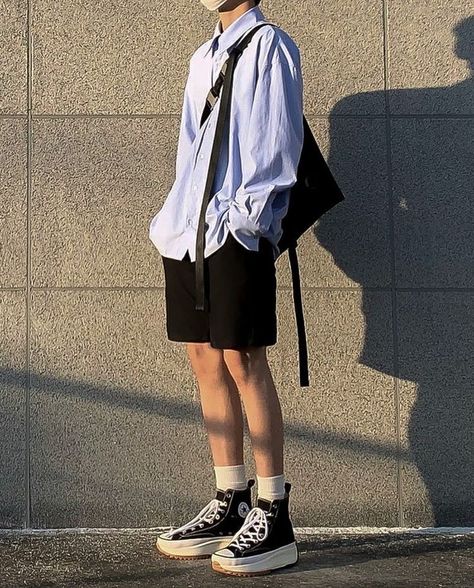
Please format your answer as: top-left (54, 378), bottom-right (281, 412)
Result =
top-left (195, 22), bottom-right (272, 312)
top-left (194, 22), bottom-right (310, 387)
top-left (199, 22), bottom-right (276, 129)
top-left (288, 245), bottom-right (309, 386)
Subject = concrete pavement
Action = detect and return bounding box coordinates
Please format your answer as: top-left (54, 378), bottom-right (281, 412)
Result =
top-left (1, 529), bottom-right (473, 587)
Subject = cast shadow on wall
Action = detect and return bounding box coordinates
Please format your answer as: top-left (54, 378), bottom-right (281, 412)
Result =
top-left (314, 16), bottom-right (474, 526)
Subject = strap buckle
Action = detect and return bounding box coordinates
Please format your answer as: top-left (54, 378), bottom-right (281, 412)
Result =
top-left (206, 88), bottom-right (219, 110)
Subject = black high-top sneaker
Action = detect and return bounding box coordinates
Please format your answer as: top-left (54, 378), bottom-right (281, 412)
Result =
top-left (211, 481), bottom-right (298, 576)
top-left (156, 479), bottom-right (254, 559)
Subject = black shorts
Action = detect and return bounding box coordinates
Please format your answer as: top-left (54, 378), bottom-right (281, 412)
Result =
top-left (161, 231), bottom-right (277, 348)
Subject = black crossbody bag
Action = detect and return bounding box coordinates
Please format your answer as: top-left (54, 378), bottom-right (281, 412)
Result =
top-left (194, 22), bottom-right (345, 387)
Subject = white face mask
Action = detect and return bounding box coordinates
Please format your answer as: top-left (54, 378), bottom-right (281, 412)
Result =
top-left (200, 0), bottom-right (229, 10)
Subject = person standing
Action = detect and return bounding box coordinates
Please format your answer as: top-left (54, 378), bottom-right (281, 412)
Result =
top-left (149, 0), bottom-right (304, 576)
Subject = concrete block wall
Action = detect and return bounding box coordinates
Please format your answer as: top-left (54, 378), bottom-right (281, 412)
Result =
top-left (0, 1), bottom-right (472, 529)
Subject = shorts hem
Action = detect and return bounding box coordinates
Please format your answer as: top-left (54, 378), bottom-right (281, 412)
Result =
top-left (209, 339), bottom-right (277, 349)
top-left (166, 335), bottom-right (210, 343)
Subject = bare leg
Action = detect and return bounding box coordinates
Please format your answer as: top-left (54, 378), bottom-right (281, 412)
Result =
top-left (186, 342), bottom-right (244, 466)
top-left (223, 346), bottom-right (284, 477)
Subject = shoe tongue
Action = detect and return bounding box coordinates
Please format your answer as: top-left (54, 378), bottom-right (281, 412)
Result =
top-left (216, 489), bottom-right (226, 501)
top-left (257, 497), bottom-right (272, 511)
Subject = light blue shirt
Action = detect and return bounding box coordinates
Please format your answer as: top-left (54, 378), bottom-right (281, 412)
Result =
top-left (149, 5), bottom-right (304, 262)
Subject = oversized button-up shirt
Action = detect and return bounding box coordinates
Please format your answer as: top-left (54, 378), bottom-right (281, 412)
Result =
top-left (149, 5), bottom-right (304, 262)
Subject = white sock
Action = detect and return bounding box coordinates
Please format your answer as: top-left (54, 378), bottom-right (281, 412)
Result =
top-left (257, 474), bottom-right (286, 501)
top-left (214, 464), bottom-right (247, 491)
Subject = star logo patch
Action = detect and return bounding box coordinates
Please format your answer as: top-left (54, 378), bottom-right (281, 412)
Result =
top-left (237, 501), bottom-right (250, 518)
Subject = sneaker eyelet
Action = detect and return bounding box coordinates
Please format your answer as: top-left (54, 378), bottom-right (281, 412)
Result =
top-left (215, 514), bottom-right (220, 520)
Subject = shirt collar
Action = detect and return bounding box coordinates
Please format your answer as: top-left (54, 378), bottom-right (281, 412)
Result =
top-left (202, 5), bottom-right (266, 60)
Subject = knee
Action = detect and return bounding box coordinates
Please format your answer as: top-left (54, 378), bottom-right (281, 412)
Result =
top-left (186, 342), bottom-right (224, 379)
top-left (223, 347), bottom-right (267, 388)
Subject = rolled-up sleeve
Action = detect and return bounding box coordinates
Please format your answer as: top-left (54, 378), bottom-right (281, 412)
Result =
top-left (228, 49), bottom-right (304, 240)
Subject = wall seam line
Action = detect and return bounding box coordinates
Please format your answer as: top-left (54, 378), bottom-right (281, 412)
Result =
top-left (382, 0), bottom-right (404, 527)
top-left (4, 113), bottom-right (471, 120)
top-left (16, 286), bottom-right (474, 293)
top-left (25, 0), bottom-right (33, 529)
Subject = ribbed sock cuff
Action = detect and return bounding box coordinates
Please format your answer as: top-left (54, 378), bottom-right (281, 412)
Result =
top-left (257, 474), bottom-right (286, 501)
top-left (214, 464), bottom-right (247, 491)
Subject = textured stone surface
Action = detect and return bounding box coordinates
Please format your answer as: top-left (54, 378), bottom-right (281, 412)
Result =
top-left (31, 117), bottom-right (177, 288)
top-left (266, 289), bottom-right (398, 526)
top-left (29, 289), bottom-right (205, 528)
top-left (266, 1), bottom-right (385, 115)
top-left (32, 1), bottom-right (385, 116)
top-left (388, 1), bottom-right (473, 114)
top-left (0, 119), bottom-right (27, 288)
top-left (397, 291), bottom-right (474, 527)
top-left (0, 1), bottom-right (27, 114)
top-left (32, 1), bottom-right (212, 114)
top-left (0, 291), bottom-right (26, 528)
top-left (392, 119), bottom-right (474, 288)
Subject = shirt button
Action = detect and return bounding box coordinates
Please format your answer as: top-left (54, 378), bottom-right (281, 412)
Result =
top-left (187, 218), bottom-right (192, 226)
top-left (200, 154), bottom-right (204, 160)
top-left (193, 184), bottom-right (198, 191)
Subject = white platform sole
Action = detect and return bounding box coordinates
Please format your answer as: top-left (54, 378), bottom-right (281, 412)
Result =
top-left (211, 541), bottom-right (298, 575)
top-left (156, 534), bottom-right (233, 559)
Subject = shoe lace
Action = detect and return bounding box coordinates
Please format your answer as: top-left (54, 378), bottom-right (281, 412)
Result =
top-left (228, 507), bottom-right (270, 550)
top-left (162, 498), bottom-right (228, 537)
